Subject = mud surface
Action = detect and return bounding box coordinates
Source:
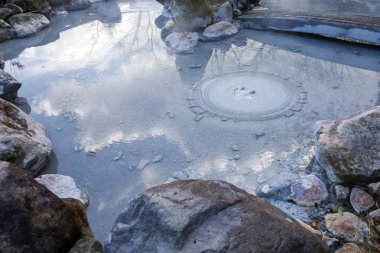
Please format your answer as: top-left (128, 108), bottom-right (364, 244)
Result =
top-left (1, 0), bottom-right (380, 241)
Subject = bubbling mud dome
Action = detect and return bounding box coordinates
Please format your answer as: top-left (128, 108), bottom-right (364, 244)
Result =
top-left (188, 71), bottom-right (306, 121)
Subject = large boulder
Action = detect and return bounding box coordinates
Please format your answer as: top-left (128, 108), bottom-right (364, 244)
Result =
top-left (7, 13), bottom-right (50, 38)
top-left (315, 106), bottom-right (380, 184)
top-left (0, 19), bottom-right (16, 42)
top-left (0, 69), bottom-right (21, 101)
top-left (105, 179), bottom-right (328, 253)
top-left (0, 98), bottom-right (52, 175)
top-left (170, 0), bottom-right (213, 31)
top-left (0, 161), bottom-right (95, 253)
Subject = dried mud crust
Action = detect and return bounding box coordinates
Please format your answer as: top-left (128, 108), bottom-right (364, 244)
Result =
top-left (187, 71), bottom-right (307, 121)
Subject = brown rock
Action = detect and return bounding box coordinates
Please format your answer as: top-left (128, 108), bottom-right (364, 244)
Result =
top-left (0, 161), bottom-right (93, 253)
top-left (325, 212), bottom-right (369, 242)
top-left (315, 106), bottom-right (380, 184)
top-left (105, 179), bottom-right (328, 253)
top-left (335, 243), bottom-right (365, 253)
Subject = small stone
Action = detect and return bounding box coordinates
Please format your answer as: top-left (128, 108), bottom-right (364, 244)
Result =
top-left (36, 174), bottom-right (90, 207)
top-left (335, 243), bottom-right (365, 253)
top-left (350, 187), bottom-right (374, 214)
top-left (334, 185), bottom-right (350, 200)
top-left (56, 127), bottom-right (62, 132)
top-left (201, 21), bottom-right (238, 42)
top-left (325, 212), bottom-right (369, 242)
top-left (231, 144), bottom-right (240, 151)
top-left (86, 150), bottom-right (96, 156)
top-left (256, 173), bottom-right (328, 207)
top-left (164, 32), bottom-right (199, 54)
top-left (289, 174), bottom-right (328, 206)
top-left (0, 69), bottom-right (22, 101)
top-left (368, 181), bottom-right (380, 198)
top-left (322, 235), bottom-right (340, 251)
top-left (138, 159), bottom-right (150, 171)
top-left (152, 155), bottom-right (163, 163)
top-left (369, 209), bottom-right (380, 221)
top-left (232, 154), bottom-right (241, 160)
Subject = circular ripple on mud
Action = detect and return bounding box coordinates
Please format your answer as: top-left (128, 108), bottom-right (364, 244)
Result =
top-left (187, 71), bottom-right (307, 121)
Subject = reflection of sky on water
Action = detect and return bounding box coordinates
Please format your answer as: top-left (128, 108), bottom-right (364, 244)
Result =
top-left (3, 0), bottom-right (380, 241)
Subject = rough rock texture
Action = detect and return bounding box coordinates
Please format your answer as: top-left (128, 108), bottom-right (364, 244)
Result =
top-left (334, 185), bottom-right (350, 200)
top-left (0, 69), bottom-right (21, 101)
top-left (3, 3), bottom-right (23, 15)
top-left (0, 98), bottom-right (52, 175)
top-left (368, 181), bottom-right (380, 198)
top-left (7, 13), bottom-right (50, 38)
top-left (69, 237), bottom-right (103, 253)
top-left (335, 243), bottom-right (365, 253)
top-left (105, 180), bottom-right (328, 253)
top-left (36, 174), bottom-right (90, 207)
top-left (369, 209), bottom-right (380, 221)
top-left (0, 8), bottom-right (13, 20)
top-left (213, 1), bottom-right (233, 23)
top-left (0, 161), bottom-right (93, 253)
top-left (201, 21), bottom-right (238, 41)
top-left (165, 31), bottom-right (199, 54)
top-left (325, 212), bottom-right (369, 242)
top-left (256, 172), bottom-right (328, 206)
top-left (0, 19), bottom-right (16, 42)
top-left (170, 0), bottom-right (213, 31)
top-left (64, 0), bottom-right (91, 11)
top-left (315, 106), bottom-right (380, 184)
top-left (0, 54), bottom-right (4, 70)
top-left (350, 187), bottom-right (375, 214)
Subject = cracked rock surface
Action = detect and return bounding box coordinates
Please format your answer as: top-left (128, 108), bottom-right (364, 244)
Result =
top-left (105, 179), bottom-right (328, 253)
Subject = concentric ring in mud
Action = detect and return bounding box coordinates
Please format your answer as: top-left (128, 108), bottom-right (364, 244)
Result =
top-left (187, 71), bottom-right (307, 121)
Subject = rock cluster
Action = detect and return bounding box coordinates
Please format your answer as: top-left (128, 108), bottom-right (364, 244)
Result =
top-left (0, 0), bottom-right (92, 42)
top-left (158, 0), bottom-right (255, 53)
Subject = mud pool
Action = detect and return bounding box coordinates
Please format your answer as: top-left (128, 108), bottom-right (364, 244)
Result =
top-left (1, 0), bottom-right (380, 242)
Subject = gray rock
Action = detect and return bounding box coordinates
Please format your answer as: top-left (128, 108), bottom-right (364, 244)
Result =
top-left (369, 209), bottom-right (380, 221)
top-left (201, 21), bottom-right (238, 41)
top-left (335, 243), bottom-right (365, 253)
top-left (256, 172), bottom-right (328, 206)
top-left (325, 212), bottom-right (369, 242)
top-left (213, 1), bottom-right (233, 23)
top-left (170, 0), bottom-right (213, 31)
top-left (0, 98), bottom-right (52, 175)
top-left (0, 54), bottom-right (4, 70)
top-left (0, 19), bottom-right (16, 42)
top-left (3, 3), bottom-right (23, 15)
top-left (68, 237), bottom-right (103, 253)
top-left (0, 69), bottom-right (21, 101)
top-left (64, 0), bottom-right (91, 11)
top-left (368, 181), bottom-right (380, 198)
top-left (334, 185), bottom-right (350, 200)
top-left (0, 161), bottom-right (93, 253)
top-left (161, 19), bottom-right (176, 39)
top-left (105, 180), bottom-right (328, 253)
top-left (164, 31), bottom-right (199, 54)
top-left (36, 174), bottom-right (91, 207)
top-left (289, 174), bottom-right (329, 206)
top-left (0, 8), bottom-right (13, 21)
top-left (315, 106), bottom-right (380, 184)
top-left (7, 13), bottom-right (50, 38)
top-left (350, 187), bottom-right (375, 214)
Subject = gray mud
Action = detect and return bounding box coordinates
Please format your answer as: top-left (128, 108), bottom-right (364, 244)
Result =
top-left (1, 0), bottom-right (380, 242)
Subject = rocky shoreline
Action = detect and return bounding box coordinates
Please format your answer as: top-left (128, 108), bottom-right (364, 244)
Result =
top-left (1, 0), bottom-right (380, 252)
